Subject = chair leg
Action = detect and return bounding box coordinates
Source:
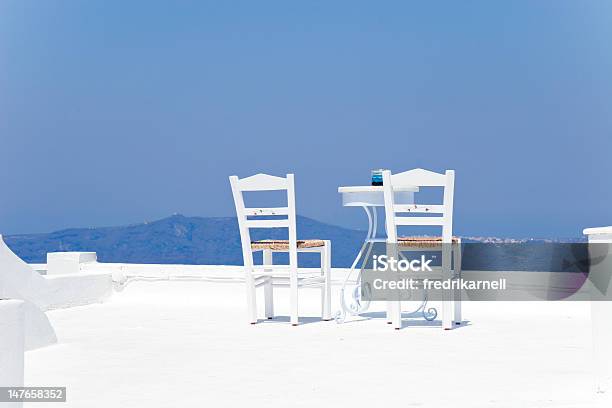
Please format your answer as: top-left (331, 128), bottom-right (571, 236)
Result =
top-left (442, 245), bottom-right (453, 330)
top-left (453, 243), bottom-right (462, 325)
top-left (392, 300), bottom-right (402, 330)
top-left (263, 250), bottom-right (274, 319)
top-left (290, 266), bottom-right (299, 326)
top-left (321, 241), bottom-right (332, 321)
top-left (245, 268), bottom-right (257, 324)
top-left (388, 288), bottom-right (401, 330)
top-left (386, 243), bottom-right (397, 325)
top-left (264, 279), bottom-right (274, 320)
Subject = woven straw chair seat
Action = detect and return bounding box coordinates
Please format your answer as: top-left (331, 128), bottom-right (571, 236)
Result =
top-left (397, 236), bottom-right (460, 248)
top-left (251, 239), bottom-right (325, 250)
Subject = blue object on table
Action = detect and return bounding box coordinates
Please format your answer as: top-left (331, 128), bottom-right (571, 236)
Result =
top-left (371, 169), bottom-right (384, 186)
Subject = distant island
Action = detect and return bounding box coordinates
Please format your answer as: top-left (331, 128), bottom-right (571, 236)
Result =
top-left (4, 214), bottom-right (365, 267)
top-left (4, 214), bottom-right (586, 270)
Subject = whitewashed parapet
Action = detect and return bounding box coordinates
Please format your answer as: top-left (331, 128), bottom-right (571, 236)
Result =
top-left (584, 226), bottom-right (612, 243)
top-left (36, 252), bottom-right (112, 309)
top-left (584, 226), bottom-right (612, 396)
top-left (0, 299), bottom-right (24, 408)
top-left (46, 252), bottom-right (97, 275)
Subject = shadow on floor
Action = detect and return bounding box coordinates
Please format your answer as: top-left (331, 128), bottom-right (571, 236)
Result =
top-left (256, 316), bottom-right (331, 326)
top-left (352, 310), bottom-right (472, 330)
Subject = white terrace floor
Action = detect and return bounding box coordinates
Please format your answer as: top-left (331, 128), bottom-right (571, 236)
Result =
top-left (25, 280), bottom-right (603, 407)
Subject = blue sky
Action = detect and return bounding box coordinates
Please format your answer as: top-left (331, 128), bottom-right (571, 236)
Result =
top-left (1, 1), bottom-right (611, 237)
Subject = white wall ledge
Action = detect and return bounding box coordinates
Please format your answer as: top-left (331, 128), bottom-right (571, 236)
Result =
top-left (584, 226), bottom-right (612, 235)
top-left (47, 252), bottom-right (97, 275)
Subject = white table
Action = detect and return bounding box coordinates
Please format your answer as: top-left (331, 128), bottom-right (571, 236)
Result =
top-left (336, 185), bottom-right (418, 321)
top-left (338, 185), bottom-right (418, 240)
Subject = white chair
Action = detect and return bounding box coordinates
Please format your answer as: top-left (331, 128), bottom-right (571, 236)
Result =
top-left (382, 168), bottom-right (462, 330)
top-left (229, 173), bottom-right (332, 326)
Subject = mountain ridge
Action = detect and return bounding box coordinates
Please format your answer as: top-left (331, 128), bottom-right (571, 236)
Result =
top-left (4, 214), bottom-right (366, 267)
top-left (4, 214), bottom-right (586, 269)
